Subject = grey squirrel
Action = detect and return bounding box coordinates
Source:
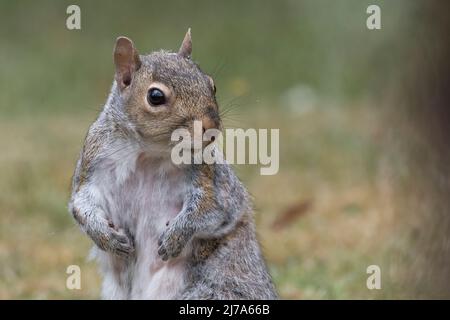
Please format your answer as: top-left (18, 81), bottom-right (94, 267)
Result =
top-left (68, 29), bottom-right (277, 299)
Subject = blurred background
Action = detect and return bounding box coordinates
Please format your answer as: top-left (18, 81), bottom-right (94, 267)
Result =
top-left (1, 0), bottom-right (449, 299)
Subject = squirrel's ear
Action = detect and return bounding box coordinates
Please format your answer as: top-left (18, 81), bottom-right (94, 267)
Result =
top-left (178, 28), bottom-right (192, 59)
top-left (114, 37), bottom-right (141, 90)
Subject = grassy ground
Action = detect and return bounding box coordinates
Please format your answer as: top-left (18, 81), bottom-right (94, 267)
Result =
top-left (0, 102), bottom-right (402, 299)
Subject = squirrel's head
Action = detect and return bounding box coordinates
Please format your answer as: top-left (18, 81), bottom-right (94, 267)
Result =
top-left (112, 29), bottom-right (221, 151)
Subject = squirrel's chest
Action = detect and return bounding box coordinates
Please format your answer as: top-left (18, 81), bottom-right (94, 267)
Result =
top-left (97, 150), bottom-right (186, 237)
top-left (94, 150), bottom-right (189, 299)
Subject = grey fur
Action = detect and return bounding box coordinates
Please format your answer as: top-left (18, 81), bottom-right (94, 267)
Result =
top-left (68, 34), bottom-right (277, 299)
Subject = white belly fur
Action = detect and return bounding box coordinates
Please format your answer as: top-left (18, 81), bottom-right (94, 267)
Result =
top-left (90, 143), bottom-right (188, 299)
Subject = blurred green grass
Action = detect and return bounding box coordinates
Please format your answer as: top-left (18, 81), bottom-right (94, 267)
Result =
top-left (0, 0), bottom-right (415, 116)
top-left (0, 0), bottom-right (420, 299)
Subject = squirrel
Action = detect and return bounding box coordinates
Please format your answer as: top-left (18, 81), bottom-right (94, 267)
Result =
top-left (68, 29), bottom-right (277, 299)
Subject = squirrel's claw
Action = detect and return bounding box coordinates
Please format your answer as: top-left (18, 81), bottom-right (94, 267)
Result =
top-left (89, 221), bottom-right (135, 259)
top-left (157, 227), bottom-right (186, 261)
top-left (108, 229), bottom-right (135, 258)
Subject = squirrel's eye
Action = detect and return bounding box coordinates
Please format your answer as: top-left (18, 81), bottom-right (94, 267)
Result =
top-left (147, 88), bottom-right (166, 106)
top-left (213, 84), bottom-right (217, 94)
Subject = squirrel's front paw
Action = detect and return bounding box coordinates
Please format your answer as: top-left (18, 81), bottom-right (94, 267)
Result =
top-left (105, 228), bottom-right (135, 258)
top-left (88, 220), bottom-right (135, 258)
top-left (157, 226), bottom-right (190, 261)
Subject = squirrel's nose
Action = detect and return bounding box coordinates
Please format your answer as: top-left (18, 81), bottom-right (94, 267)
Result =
top-left (201, 116), bottom-right (218, 143)
top-left (201, 116), bottom-right (216, 133)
